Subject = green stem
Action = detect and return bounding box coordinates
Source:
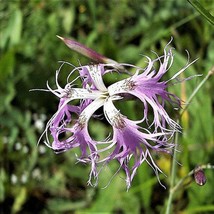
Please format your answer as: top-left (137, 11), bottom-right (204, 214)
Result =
top-left (171, 164), bottom-right (214, 194)
top-left (165, 128), bottom-right (179, 214)
top-left (181, 67), bottom-right (214, 117)
top-left (165, 67), bottom-right (213, 214)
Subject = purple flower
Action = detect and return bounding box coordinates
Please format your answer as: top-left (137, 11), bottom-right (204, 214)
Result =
top-left (38, 38), bottom-right (194, 189)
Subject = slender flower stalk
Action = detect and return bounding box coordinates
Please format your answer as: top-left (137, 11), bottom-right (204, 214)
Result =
top-left (165, 68), bottom-right (213, 213)
top-left (35, 37), bottom-right (196, 189)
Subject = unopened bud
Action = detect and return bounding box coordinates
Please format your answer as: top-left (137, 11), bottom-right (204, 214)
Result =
top-left (56, 35), bottom-right (117, 64)
top-left (194, 166), bottom-right (206, 186)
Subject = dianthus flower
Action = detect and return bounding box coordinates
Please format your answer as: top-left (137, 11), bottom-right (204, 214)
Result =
top-left (37, 37), bottom-right (195, 189)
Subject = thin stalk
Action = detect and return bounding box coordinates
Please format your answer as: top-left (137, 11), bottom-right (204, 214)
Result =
top-left (171, 164), bottom-right (214, 194)
top-left (165, 67), bottom-right (213, 214)
top-left (181, 67), bottom-right (214, 117)
top-left (165, 128), bottom-right (179, 214)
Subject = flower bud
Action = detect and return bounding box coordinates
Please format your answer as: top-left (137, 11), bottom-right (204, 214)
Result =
top-left (57, 35), bottom-right (117, 64)
top-left (194, 166), bottom-right (206, 186)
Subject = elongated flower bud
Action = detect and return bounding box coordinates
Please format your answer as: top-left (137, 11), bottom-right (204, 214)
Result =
top-left (57, 35), bottom-right (117, 64)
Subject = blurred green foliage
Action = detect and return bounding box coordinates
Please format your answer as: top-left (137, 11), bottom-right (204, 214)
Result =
top-left (0, 0), bottom-right (214, 213)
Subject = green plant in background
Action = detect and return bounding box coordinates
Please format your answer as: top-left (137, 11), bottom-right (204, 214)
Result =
top-left (1, 1), bottom-right (213, 214)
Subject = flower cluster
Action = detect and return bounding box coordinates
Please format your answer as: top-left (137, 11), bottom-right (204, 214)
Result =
top-left (38, 37), bottom-right (193, 189)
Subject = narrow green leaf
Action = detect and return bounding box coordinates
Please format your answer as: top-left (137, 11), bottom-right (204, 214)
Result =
top-left (187, 205), bottom-right (214, 213)
top-left (12, 187), bottom-right (27, 214)
top-left (47, 199), bottom-right (88, 212)
top-left (0, 168), bottom-right (6, 202)
top-left (0, 50), bottom-right (15, 83)
top-left (188, 0), bottom-right (214, 25)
